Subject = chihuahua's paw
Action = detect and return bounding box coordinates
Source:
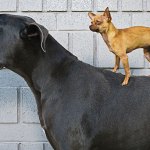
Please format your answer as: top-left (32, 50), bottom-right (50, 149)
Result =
top-left (112, 68), bottom-right (117, 73)
top-left (122, 78), bottom-right (129, 86)
top-left (112, 66), bottom-right (119, 73)
top-left (122, 81), bottom-right (128, 86)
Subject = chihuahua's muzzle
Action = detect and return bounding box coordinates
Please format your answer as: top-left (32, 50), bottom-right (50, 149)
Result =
top-left (89, 25), bottom-right (99, 32)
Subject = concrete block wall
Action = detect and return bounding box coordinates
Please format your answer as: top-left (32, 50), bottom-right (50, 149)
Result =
top-left (0, 0), bottom-right (150, 149)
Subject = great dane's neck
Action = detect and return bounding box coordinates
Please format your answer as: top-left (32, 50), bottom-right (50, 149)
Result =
top-left (9, 34), bottom-right (76, 90)
top-left (6, 34), bottom-right (77, 128)
top-left (32, 35), bottom-right (77, 91)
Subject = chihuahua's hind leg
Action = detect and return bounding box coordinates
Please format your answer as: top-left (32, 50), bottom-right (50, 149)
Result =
top-left (112, 55), bottom-right (120, 72)
top-left (144, 48), bottom-right (150, 62)
top-left (120, 54), bottom-right (130, 86)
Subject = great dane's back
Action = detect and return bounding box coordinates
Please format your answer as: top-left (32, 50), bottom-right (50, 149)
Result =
top-left (0, 14), bottom-right (150, 150)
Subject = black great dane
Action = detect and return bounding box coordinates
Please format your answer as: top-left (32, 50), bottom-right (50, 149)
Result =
top-left (0, 14), bottom-right (150, 150)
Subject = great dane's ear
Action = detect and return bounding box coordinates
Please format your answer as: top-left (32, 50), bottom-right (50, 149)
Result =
top-left (20, 23), bottom-right (49, 52)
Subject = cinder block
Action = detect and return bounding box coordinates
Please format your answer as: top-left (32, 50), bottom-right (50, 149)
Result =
top-left (44, 143), bottom-right (53, 150)
top-left (116, 69), bottom-right (125, 75)
top-left (132, 69), bottom-right (150, 76)
top-left (72, 0), bottom-right (92, 11)
top-left (21, 143), bottom-right (43, 150)
top-left (49, 31), bottom-right (69, 50)
top-left (0, 69), bottom-right (27, 87)
top-left (116, 69), bottom-right (149, 76)
top-left (146, 0), bottom-right (150, 11)
top-left (144, 59), bottom-right (150, 69)
top-left (132, 13), bottom-right (150, 26)
top-left (44, 0), bottom-right (67, 11)
top-left (111, 12), bottom-right (132, 28)
top-left (0, 0), bottom-right (16, 11)
top-left (57, 13), bottom-right (89, 30)
top-left (128, 49), bottom-right (144, 68)
top-left (0, 124), bottom-right (47, 141)
top-left (19, 0), bottom-right (42, 11)
top-left (95, 35), bottom-right (115, 68)
top-left (71, 32), bottom-right (93, 65)
top-left (122, 0), bottom-right (143, 11)
top-left (26, 13), bottom-right (56, 30)
top-left (0, 88), bottom-right (17, 123)
top-left (21, 88), bottom-right (39, 123)
top-left (0, 143), bottom-right (18, 150)
top-left (97, 0), bottom-right (118, 11)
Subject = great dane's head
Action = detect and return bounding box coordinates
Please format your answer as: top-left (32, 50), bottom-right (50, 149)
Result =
top-left (0, 14), bottom-right (49, 70)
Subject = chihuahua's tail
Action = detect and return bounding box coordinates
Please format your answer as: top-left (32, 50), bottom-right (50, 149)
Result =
top-left (144, 47), bottom-right (150, 62)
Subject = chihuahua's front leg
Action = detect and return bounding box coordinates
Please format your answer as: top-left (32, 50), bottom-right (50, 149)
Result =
top-left (112, 55), bottom-right (120, 72)
top-left (120, 54), bottom-right (130, 86)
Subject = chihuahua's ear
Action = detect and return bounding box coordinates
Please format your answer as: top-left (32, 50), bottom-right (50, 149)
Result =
top-left (103, 7), bottom-right (112, 21)
top-left (88, 12), bottom-right (96, 20)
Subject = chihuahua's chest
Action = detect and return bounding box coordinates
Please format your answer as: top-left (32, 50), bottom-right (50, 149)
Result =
top-left (101, 33), bottom-right (114, 53)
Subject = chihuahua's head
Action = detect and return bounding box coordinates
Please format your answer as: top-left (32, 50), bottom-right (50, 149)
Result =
top-left (88, 7), bottom-right (112, 33)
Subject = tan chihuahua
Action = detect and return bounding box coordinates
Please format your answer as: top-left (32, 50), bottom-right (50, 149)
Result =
top-left (88, 7), bottom-right (150, 85)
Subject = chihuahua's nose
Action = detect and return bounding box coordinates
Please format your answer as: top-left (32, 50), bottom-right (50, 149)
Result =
top-left (89, 25), bottom-right (92, 30)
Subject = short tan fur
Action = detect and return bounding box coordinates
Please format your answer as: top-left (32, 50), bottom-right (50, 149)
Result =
top-left (88, 7), bottom-right (150, 85)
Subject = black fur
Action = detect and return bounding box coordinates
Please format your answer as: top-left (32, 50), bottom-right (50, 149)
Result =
top-left (0, 14), bottom-right (150, 150)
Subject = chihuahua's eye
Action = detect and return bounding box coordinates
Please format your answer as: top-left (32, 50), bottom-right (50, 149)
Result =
top-left (96, 21), bottom-right (101, 25)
